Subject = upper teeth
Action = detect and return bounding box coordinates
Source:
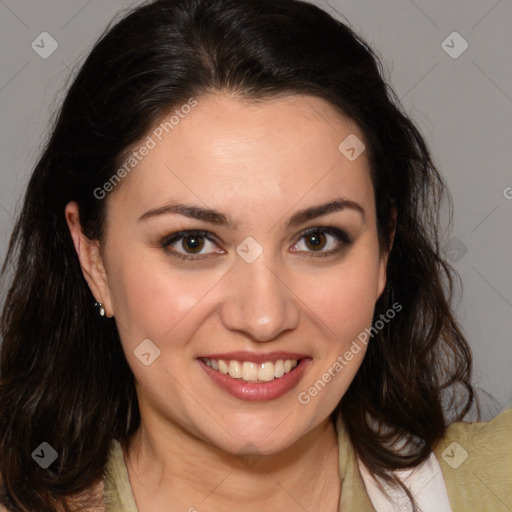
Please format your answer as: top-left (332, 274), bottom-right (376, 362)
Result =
top-left (202, 358), bottom-right (298, 382)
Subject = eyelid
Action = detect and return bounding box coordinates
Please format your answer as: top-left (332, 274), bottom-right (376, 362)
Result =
top-left (298, 225), bottom-right (353, 244)
top-left (159, 230), bottom-right (222, 260)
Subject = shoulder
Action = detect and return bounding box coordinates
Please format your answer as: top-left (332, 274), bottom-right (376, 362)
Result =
top-left (433, 408), bottom-right (512, 511)
top-left (441, 407), bottom-right (512, 440)
top-left (435, 407), bottom-right (512, 461)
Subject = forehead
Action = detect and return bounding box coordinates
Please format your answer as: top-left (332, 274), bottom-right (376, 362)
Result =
top-left (108, 93), bottom-right (374, 223)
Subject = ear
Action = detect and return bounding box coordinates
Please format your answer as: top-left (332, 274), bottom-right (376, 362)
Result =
top-left (65, 201), bottom-right (114, 317)
top-left (376, 206), bottom-right (397, 300)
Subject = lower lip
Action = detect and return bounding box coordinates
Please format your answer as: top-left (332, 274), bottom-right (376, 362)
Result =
top-left (198, 358), bottom-right (312, 401)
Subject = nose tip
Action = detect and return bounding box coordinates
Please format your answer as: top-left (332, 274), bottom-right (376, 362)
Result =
top-left (219, 260), bottom-right (300, 342)
top-left (244, 310), bottom-right (295, 342)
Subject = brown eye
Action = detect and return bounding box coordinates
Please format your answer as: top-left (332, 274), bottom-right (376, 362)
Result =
top-left (181, 234), bottom-right (205, 253)
top-left (160, 230), bottom-right (223, 261)
top-left (304, 232), bottom-right (327, 251)
top-left (290, 227), bottom-right (353, 257)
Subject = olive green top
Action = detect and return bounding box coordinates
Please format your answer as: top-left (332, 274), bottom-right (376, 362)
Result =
top-left (103, 408), bottom-right (512, 511)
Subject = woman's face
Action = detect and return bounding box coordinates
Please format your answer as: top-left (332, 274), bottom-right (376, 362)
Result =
top-left (83, 93), bottom-right (391, 455)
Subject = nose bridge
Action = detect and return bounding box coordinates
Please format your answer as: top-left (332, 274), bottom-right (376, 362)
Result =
top-left (220, 246), bottom-right (300, 341)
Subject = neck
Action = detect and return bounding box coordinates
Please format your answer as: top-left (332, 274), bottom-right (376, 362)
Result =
top-left (124, 415), bottom-right (341, 512)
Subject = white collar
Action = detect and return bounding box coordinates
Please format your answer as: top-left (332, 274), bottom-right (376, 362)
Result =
top-left (357, 452), bottom-right (453, 511)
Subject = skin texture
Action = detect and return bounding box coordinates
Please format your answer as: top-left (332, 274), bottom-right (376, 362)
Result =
top-left (66, 93), bottom-right (395, 511)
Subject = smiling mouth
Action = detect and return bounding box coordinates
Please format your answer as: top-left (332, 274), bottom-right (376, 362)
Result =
top-left (199, 357), bottom-right (300, 383)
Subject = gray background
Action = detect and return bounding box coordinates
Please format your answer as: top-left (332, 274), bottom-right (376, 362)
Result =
top-left (0, 0), bottom-right (511, 419)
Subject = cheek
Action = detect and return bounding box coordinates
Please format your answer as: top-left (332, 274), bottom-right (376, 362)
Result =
top-left (300, 252), bottom-right (381, 340)
top-left (106, 251), bottom-right (219, 345)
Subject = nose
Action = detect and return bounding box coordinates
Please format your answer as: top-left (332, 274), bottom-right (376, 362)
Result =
top-left (219, 254), bottom-right (301, 342)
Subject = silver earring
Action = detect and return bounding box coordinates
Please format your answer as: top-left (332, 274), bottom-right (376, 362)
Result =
top-left (94, 301), bottom-right (106, 317)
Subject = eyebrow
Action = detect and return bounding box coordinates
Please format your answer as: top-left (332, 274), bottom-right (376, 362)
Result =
top-left (138, 197), bottom-right (365, 227)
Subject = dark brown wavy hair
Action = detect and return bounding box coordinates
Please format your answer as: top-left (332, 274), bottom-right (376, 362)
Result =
top-left (0, 0), bottom-right (478, 510)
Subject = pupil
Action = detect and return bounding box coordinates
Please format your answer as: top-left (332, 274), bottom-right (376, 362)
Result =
top-left (184, 235), bottom-right (203, 253)
top-left (306, 232), bottom-right (325, 250)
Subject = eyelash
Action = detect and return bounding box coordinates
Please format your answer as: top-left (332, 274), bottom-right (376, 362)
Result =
top-left (159, 226), bottom-right (354, 262)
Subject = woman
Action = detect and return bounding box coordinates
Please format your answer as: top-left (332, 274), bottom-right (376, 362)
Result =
top-left (0, 0), bottom-right (510, 511)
